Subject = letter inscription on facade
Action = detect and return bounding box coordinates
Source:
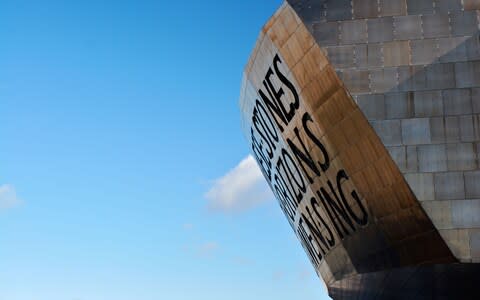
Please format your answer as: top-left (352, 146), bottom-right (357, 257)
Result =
top-left (239, 1), bottom-right (480, 299)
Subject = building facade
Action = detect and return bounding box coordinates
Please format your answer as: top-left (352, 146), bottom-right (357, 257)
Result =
top-left (239, 1), bottom-right (480, 298)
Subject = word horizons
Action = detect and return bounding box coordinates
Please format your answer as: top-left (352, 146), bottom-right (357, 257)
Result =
top-left (248, 54), bottom-right (369, 270)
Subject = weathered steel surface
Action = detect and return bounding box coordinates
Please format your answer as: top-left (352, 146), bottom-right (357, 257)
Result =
top-left (239, 0), bottom-right (480, 298)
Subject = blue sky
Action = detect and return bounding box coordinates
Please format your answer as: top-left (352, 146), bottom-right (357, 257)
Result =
top-left (0, 1), bottom-right (329, 299)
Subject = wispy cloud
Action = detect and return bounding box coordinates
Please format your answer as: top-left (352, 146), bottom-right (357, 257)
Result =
top-left (205, 155), bottom-right (273, 213)
top-left (198, 242), bottom-right (219, 257)
top-left (182, 241), bottom-right (220, 258)
top-left (232, 256), bottom-right (254, 266)
top-left (183, 223), bottom-right (194, 231)
top-left (298, 266), bottom-right (313, 280)
top-left (272, 270), bottom-right (284, 281)
top-left (0, 184), bottom-right (22, 211)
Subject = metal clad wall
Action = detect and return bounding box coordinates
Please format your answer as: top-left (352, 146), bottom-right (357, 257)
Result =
top-left (240, 0), bottom-right (455, 289)
top-left (240, 1), bottom-right (480, 298)
top-left (288, 0), bottom-right (480, 263)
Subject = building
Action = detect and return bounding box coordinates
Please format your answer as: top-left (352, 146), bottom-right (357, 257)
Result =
top-left (239, 1), bottom-right (480, 298)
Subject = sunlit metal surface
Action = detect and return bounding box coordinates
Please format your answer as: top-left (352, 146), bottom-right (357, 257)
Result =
top-left (239, 1), bottom-right (480, 298)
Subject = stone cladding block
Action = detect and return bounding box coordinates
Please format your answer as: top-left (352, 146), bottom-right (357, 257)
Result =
top-left (426, 63), bottom-right (456, 90)
top-left (406, 146), bottom-right (419, 172)
top-left (312, 22), bottom-right (338, 46)
top-left (384, 41), bottom-right (410, 66)
top-left (455, 61), bottom-right (480, 88)
top-left (422, 200), bottom-right (452, 229)
top-left (371, 68), bottom-right (398, 93)
top-left (472, 88), bottom-right (480, 113)
top-left (353, 0), bottom-right (379, 19)
top-left (443, 89), bottom-right (472, 116)
top-left (434, 172), bottom-right (465, 200)
top-left (445, 116), bottom-right (461, 142)
top-left (435, 0), bottom-right (463, 12)
top-left (411, 39), bottom-right (438, 65)
top-left (326, 0), bottom-right (352, 21)
top-left (450, 11), bottom-right (478, 36)
top-left (439, 229), bottom-right (471, 259)
top-left (413, 91), bottom-right (443, 118)
top-left (356, 94), bottom-right (385, 120)
top-left (380, 0), bottom-right (407, 16)
top-left (340, 20), bottom-right (367, 45)
top-left (407, 0), bottom-right (434, 14)
top-left (446, 143), bottom-right (477, 171)
top-left (470, 229), bottom-right (480, 260)
top-left (464, 0), bottom-right (480, 9)
top-left (368, 17), bottom-right (394, 43)
top-left (419, 144), bottom-right (448, 172)
top-left (466, 34), bottom-right (480, 60)
top-left (340, 69), bottom-right (370, 93)
top-left (405, 173), bottom-right (435, 201)
top-left (355, 44), bottom-right (383, 68)
top-left (397, 66), bottom-right (427, 91)
top-left (372, 120), bottom-right (403, 145)
top-left (452, 199), bottom-right (480, 227)
top-left (402, 118), bottom-right (431, 145)
top-left (465, 171), bottom-right (480, 198)
top-left (429, 117), bottom-right (446, 143)
top-left (438, 37), bottom-right (468, 63)
top-left (423, 14), bottom-right (450, 38)
top-left (394, 15), bottom-right (422, 40)
top-left (327, 46), bottom-right (355, 69)
top-left (385, 92), bottom-right (412, 119)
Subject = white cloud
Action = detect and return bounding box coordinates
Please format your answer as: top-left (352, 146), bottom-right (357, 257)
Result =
top-left (198, 242), bottom-right (219, 257)
top-left (0, 184), bottom-right (22, 211)
top-left (232, 256), bottom-right (254, 266)
top-left (298, 266), bottom-right (313, 280)
top-left (205, 155), bottom-right (273, 213)
top-left (272, 270), bottom-right (284, 281)
top-left (183, 223), bottom-right (194, 230)
top-left (183, 241), bottom-right (220, 258)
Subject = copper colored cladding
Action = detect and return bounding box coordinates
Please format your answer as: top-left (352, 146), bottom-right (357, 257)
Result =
top-left (244, 1), bottom-right (453, 268)
top-left (239, 1), bottom-right (480, 299)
